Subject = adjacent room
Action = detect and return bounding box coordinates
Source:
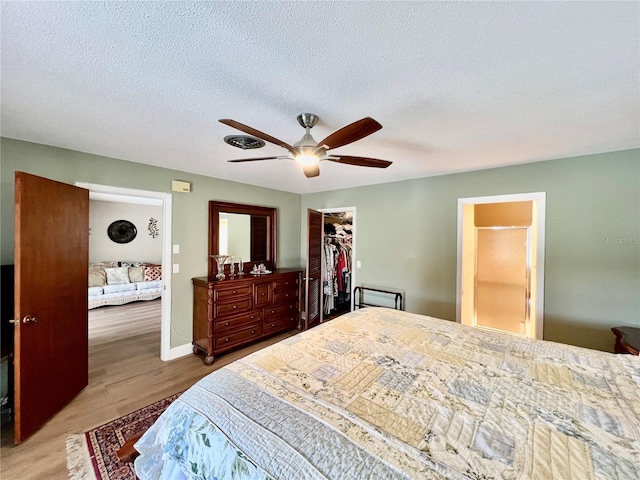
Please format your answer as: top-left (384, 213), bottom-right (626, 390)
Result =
top-left (0, 2), bottom-right (638, 479)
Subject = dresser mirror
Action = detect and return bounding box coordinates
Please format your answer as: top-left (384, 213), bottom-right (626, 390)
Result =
top-left (208, 201), bottom-right (277, 276)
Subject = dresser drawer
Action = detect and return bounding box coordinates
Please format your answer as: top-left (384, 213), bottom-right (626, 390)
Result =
top-left (214, 297), bottom-right (252, 317)
top-left (215, 324), bottom-right (262, 350)
top-left (264, 315), bottom-right (298, 334)
top-left (275, 276), bottom-right (298, 291)
top-left (254, 282), bottom-right (273, 307)
top-left (274, 289), bottom-right (297, 304)
top-left (215, 311), bottom-right (262, 333)
top-left (215, 285), bottom-right (252, 301)
top-left (264, 302), bottom-right (298, 320)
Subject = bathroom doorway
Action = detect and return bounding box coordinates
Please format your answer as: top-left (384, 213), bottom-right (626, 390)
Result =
top-left (456, 193), bottom-right (546, 339)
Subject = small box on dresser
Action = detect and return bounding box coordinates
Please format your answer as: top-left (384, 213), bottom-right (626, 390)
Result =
top-left (192, 269), bottom-right (302, 365)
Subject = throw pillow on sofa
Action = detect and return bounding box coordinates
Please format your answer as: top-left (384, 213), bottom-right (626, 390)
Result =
top-left (144, 265), bottom-right (162, 282)
top-left (88, 264), bottom-right (106, 287)
top-left (105, 267), bottom-right (130, 285)
top-left (89, 270), bottom-right (106, 287)
top-left (128, 266), bottom-right (145, 282)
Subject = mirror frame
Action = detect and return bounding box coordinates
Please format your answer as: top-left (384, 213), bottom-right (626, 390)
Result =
top-left (208, 200), bottom-right (277, 276)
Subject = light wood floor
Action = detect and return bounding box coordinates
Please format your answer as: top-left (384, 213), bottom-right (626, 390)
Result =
top-left (0, 300), bottom-right (295, 479)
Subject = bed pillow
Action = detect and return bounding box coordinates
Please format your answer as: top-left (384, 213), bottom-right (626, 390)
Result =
top-left (144, 265), bottom-right (162, 282)
top-left (128, 266), bottom-right (145, 282)
top-left (105, 267), bottom-right (131, 285)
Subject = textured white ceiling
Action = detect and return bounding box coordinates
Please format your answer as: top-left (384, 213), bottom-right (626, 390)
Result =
top-left (1, 1), bottom-right (638, 194)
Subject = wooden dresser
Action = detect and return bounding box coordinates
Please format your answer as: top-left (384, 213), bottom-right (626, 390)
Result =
top-left (192, 269), bottom-right (302, 364)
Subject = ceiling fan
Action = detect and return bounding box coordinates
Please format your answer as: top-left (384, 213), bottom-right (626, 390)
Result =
top-left (220, 113), bottom-right (392, 178)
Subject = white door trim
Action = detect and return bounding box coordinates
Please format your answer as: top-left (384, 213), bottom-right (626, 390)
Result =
top-left (75, 182), bottom-right (173, 361)
top-left (456, 192), bottom-right (546, 339)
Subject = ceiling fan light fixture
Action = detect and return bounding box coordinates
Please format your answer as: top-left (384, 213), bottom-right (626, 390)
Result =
top-left (221, 114), bottom-right (391, 177)
top-left (296, 153), bottom-right (319, 165)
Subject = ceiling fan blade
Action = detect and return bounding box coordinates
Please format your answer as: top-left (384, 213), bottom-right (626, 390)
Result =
top-left (315, 117), bottom-right (382, 151)
top-left (227, 156), bottom-right (286, 163)
top-left (303, 164), bottom-right (320, 178)
top-left (219, 119), bottom-right (298, 155)
top-left (327, 155), bottom-right (392, 168)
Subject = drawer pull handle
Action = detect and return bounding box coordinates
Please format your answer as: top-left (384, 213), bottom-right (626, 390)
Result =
top-left (285, 293), bottom-right (289, 297)
top-left (232, 290), bottom-right (236, 294)
top-left (271, 310), bottom-right (275, 314)
top-left (225, 322), bottom-right (229, 326)
top-left (271, 323), bottom-right (275, 327)
top-left (251, 315), bottom-right (255, 319)
top-left (261, 293), bottom-right (266, 297)
top-left (233, 305), bottom-right (237, 309)
top-left (251, 330), bottom-right (255, 334)
top-left (225, 338), bottom-right (229, 342)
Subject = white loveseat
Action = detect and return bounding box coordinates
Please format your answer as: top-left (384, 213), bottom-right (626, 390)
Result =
top-left (88, 262), bottom-right (162, 309)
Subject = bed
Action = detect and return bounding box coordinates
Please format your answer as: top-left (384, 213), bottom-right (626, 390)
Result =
top-left (134, 307), bottom-right (640, 479)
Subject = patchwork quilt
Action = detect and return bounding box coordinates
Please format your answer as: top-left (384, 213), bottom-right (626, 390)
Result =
top-left (135, 308), bottom-right (640, 479)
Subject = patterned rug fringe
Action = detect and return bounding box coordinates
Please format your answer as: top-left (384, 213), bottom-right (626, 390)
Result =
top-left (66, 433), bottom-right (98, 480)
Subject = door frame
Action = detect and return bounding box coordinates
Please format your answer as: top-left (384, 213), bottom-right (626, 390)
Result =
top-left (455, 192), bottom-right (546, 339)
top-left (317, 207), bottom-right (357, 312)
top-left (76, 182), bottom-right (173, 361)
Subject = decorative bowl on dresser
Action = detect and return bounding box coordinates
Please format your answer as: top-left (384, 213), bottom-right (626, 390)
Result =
top-left (192, 269), bottom-right (302, 365)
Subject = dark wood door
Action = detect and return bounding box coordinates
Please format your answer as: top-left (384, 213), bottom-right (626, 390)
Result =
top-left (13, 172), bottom-right (89, 443)
top-left (304, 209), bottom-right (322, 330)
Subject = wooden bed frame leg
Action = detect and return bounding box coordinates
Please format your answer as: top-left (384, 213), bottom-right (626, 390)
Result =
top-left (117, 431), bottom-right (145, 464)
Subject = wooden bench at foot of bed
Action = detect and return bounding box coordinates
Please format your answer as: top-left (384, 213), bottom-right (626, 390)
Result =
top-left (117, 431), bottom-right (144, 464)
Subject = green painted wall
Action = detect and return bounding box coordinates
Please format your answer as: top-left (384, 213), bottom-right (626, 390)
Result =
top-left (302, 149), bottom-right (640, 352)
top-left (0, 138), bottom-right (302, 348)
top-left (2, 138), bottom-right (638, 352)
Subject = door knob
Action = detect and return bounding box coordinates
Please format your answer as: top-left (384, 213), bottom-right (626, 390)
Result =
top-left (10, 315), bottom-right (38, 325)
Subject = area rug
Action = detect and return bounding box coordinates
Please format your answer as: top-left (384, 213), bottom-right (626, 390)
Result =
top-left (66, 391), bottom-right (182, 480)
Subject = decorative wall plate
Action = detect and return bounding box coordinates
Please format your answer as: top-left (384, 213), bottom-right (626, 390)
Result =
top-left (107, 220), bottom-right (137, 244)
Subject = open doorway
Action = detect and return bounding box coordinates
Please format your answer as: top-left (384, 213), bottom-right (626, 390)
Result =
top-left (456, 193), bottom-right (546, 339)
top-left (320, 208), bottom-right (356, 320)
top-left (303, 207), bottom-right (357, 330)
top-left (76, 182), bottom-right (172, 360)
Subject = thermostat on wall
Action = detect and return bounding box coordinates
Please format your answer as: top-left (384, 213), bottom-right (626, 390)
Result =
top-left (171, 180), bottom-right (191, 193)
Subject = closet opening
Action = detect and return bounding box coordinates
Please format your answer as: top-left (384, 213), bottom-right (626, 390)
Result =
top-left (321, 209), bottom-right (355, 321)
